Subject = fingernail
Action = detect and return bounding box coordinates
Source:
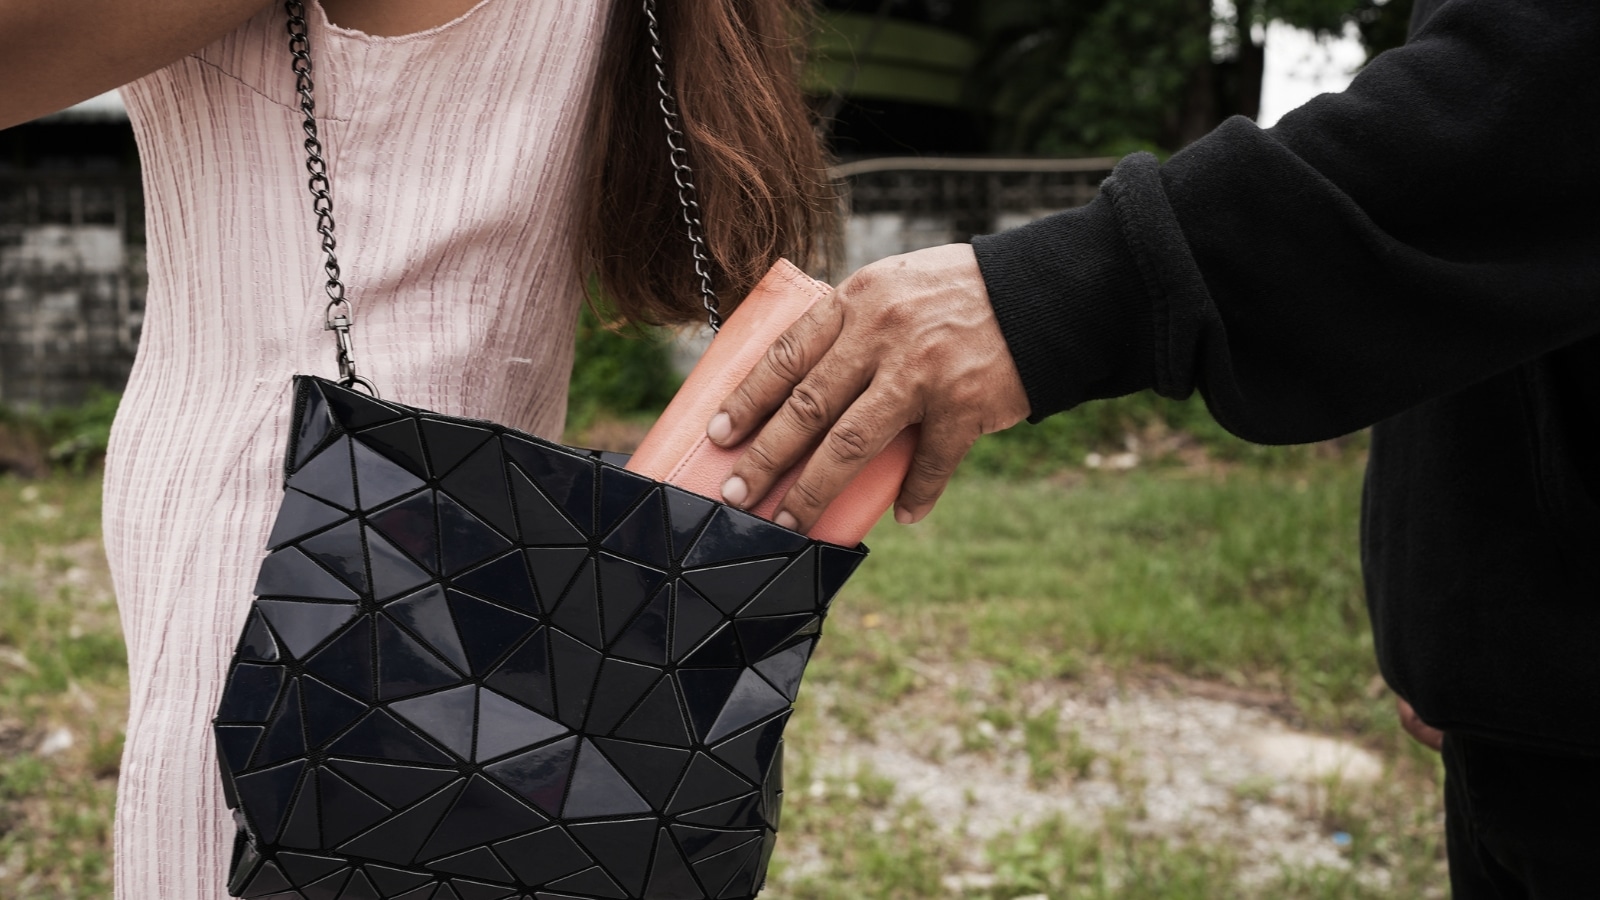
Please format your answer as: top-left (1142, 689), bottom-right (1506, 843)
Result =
top-left (721, 476), bottom-right (748, 507)
top-left (894, 506), bottom-right (915, 525)
top-left (707, 412), bottom-right (732, 445)
top-left (775, 511), bottom-right (799, 531)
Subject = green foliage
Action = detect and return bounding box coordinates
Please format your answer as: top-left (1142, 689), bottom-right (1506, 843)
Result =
top-left (564, 302), bottom-right (682, 432)
top-left (964, 389), bottom-right (1367, 478)
top-left (0, 390), bottom-right (120, 475)
top-left (967, 0), bottom-right (1415, 154)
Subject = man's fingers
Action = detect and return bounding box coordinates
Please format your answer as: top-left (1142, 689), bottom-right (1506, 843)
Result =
top-left (1397, 698), bottom-right (1444, 753)
top-left (769, 386), bottom-right (914, 532)
top-left (893, 414), bottom-right (976, 524)
top-left (722, 349), bottom-right (872, 511)
top-left (709, 293), bottom-right (846, 448)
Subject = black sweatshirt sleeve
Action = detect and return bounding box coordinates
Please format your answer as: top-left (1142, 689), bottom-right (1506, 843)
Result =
top-left (972, 0), bottom-right (1600, 443)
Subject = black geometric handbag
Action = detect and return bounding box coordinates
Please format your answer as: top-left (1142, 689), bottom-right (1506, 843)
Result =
top-left (213, 4), bottom-right (865, 899)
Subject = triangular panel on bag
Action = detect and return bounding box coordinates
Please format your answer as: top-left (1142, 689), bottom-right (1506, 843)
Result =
top-left (214, 724), bottom-right (264, 774)
top-left (610, 584), bottom-right (670, 665)
top-left (276, 772), bottom-right (322, 849)
top-left (217, 661), bottom-right (287, 723)
top-left (675, 668), bottom-right (743, 742)
top-left (683, 507), bottom-right (807, 568)
top-left (389, 684), bottom-right (477, 760)
top-left (234, 758), bottom-right (305, 844)
top-left (734, 614), bottom-right (813, 664)
top-left (323, 383), bottom-right (403, 430)
top-left (291, 380), bottom-right (336, 474)
top-left (355, 417), bottom-right (431, 482)
top-left (375, 616), bottom-right (462, 702)
top-left (299, 519), bottom-right (370, 595)
top-left (255, 547), bottom-right (360, 602)
top-left (613, 676), bottom-right (691, 747)
top-left (510, 464), bottom-right (587, 546)
top-left (675, 792), bottom-right (762, 829)
top-left (562, 739), bottom-right (650, 818)
top-left (319, 767), bottom-right (392, 846)
top-left (438, 492), bottom-right (513, 576)
top-left (253, 677), bottom-right (306, 766)
top-left (240, 859), bottom-right (294, 898)
top-left (681, 558), bottom-right (787, 616)
top-left (277, 851), bottom-right (345, 888)
top-left (704, 670), bottom-right (789, 744)
top-left (752, 640), bottom-right (812, 702)
top-left (568, 818), bottom-right (656, 896)
top-left (482, 735), bottom-right (578, 817)
top-left (670, 824), bottom-right (764, 864)
top-left (584, 658), bottom-right (664, 736)
top-left (385, 584), bottom-right (469, 672)
top-left (549, 630), bottom-right (604, 730)
top-left (671, 585), bottom-right (724, 663)
top-left (420, 419), bottom-right (494, 478)
top-left (304, 616), bottom-right (373, 702)
top-left (493, 825), bottom-right (592, 886)
top-left (737, 547), bottom-right (817, 617)
top-left (352, 439), bottom-right (426, 512)
top-left (429, 845), bottom-right (515, 883)
top-left (596, 555), bottom-right (667, 644)
top-left (331, 758), bottom-right (458, 810)
top-left (666, 753), bottom-right (753, 815)
top-left (417, 774), bottom-right (549, 864)
top-left (337, 779), bottom-right (466, 866)
top-left (369, 490), bottom-right (440, 574)
top-left (365, 527), bottom-right (433, 600)
top-left (484, 629), bottom-right (555, 716)
top-left (599, 488), bottom-right (670, 568)
top-left (647, 827), bottom-right (706, 899)
top-left (336, 869), bottom-right (382, 900)
top-left (596, 466), bottom-right (656, 536)
top-left (690, 839), bottom-right (762, 900)
top-left (455, 551), bottom-right (540, 616)
top-left (237, 608), bottom-right (281, 662)
top-left (302, 676), bottom-right (369, 749)
top-left (548, 557), bottom-right (602, 650)
top-left (663, 487), bottom-right (716, 563)
top-left (678, 623), bottom-right (745, 670)
top-left (267, 490), bottom-right (349, 551)
top-left (709, 711), bottom-right (790, 785)
top-left (329, 709), bottom-right (454, 765)
top-left (714, 837), bottom-right (766, 900)
top-left (258, 599), bottom-right (358, 660)
top-left (448, 878), bottom-right (519, 900)
top-left (545, 866), bottom-right (627, 900)
top-left (526, 547), bottom-right (591, 613)
top-left (503, 437), bottom-right (596, 534)
top-left (475, 689), bottom-right (568, 762)
top-left (448, 590), bottom-right (539, 676)
top-left (364, 863), bottom-right (434, 898)
top-left (593, 739), bottom-right (691, 809)
top-left (287, 435), bottom-right (356, 510)
top-left (818, 545), bottom-right (864, 601)
top-left (440, 439), bottom-right (517, 537)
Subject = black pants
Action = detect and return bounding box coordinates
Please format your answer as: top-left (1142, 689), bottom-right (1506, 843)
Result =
top-left (1443, 733), bottom-right (1600, 899)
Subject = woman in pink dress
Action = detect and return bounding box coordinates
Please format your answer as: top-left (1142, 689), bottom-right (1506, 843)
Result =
top-left (0, 1), bottom-right (830, 895)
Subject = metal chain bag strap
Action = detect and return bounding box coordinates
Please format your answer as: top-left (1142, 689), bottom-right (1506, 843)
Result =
top-left (212, 4), bottom-right (867, 898)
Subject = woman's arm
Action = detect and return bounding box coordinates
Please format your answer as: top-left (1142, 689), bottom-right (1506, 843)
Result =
top-left (0, 0), bottom-right (272, 130)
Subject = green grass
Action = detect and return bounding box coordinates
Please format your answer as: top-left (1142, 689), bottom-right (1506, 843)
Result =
top-left (832, 460), bottom-right (1378, 733)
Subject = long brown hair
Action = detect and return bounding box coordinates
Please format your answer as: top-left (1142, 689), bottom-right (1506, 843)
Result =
top-left (579, 0), bottom-right (834, 326)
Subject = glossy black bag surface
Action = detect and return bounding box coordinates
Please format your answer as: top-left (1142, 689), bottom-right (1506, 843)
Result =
top-left (215, 377), bottom-right (864, 900)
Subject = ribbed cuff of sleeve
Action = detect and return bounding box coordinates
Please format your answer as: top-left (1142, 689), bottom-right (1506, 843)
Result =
top-left (971, 171), bottom-right (1158, 423)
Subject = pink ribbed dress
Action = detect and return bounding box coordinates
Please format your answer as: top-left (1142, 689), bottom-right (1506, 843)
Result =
top-left (108, 1), bottom-right (605, 894)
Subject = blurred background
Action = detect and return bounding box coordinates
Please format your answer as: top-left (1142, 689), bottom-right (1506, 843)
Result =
top-left (1, 1), bottom-right (1449, 897)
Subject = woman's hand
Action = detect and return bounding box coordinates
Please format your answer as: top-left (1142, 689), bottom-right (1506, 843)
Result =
top-left (708, 243), bottom-right (1031, 532)
top-left (1397, 697), bottom-right (1444, 752)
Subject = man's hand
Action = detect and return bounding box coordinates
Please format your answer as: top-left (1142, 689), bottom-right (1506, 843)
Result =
top-left (707, 243), bottom-right (1031, 532)
top-left (1397, 697), bottom-right (1444, 752)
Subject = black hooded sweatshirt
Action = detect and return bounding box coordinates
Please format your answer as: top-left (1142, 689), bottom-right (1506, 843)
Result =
top-left (971, 0), bottom-right (1600, 754)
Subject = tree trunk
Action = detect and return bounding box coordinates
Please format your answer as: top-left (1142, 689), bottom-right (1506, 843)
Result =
top-left (1233, 0), bottom-right (1266, 122)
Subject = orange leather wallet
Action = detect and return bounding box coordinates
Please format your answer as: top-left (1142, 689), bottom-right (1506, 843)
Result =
top-left (627, 260), bottom-right (918, 546)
